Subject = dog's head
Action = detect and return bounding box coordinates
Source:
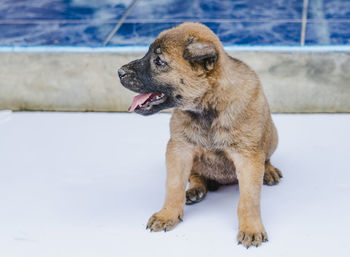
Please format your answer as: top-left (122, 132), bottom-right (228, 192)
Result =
top-left (118, 22), bottom-right (224, 115)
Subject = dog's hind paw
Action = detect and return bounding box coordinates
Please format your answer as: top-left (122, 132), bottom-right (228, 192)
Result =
top-left (186, 186), bottom-right (207, 205)
top-left (264, 161), bottom-right (282, 185)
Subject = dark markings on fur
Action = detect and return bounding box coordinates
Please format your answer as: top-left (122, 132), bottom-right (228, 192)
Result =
top-left (214, 149), bottom-right (226, 158)
top-left (176, 94), bottom-right (183, 100)
top-left (183, 133), bottom-right (198, 145)
top-left (206, 179), bottom-right (221, 191)
top-left (193, 97), bottom-right (201, 106)
top-left (186, 105), bottom-right (218, 129)
top-left (185, 36), bottom-right (195, 47)
top-left (204, 54), bottom-right (218, 71)
top-left (119, 43), bottom-right (178, 115)
top-left (196, 150), bottom-right (237, 184)
top-left (214, 126), bottom-right (230, 133)
top-left (213, 150), bottom-right (235, 175)
top-left (180, 78), bottom-right (184, 84)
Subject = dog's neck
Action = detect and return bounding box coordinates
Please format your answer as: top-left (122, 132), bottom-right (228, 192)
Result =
top-left (184, 105), bottom-right (218, 128)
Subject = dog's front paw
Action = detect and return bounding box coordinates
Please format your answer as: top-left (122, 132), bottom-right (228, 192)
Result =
top-left (146, 210), bottom-right (183, 232)
top-left (237, 229), bottom-right (268, 248)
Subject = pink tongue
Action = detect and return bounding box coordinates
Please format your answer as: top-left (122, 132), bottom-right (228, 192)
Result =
top-left (128, 93), bottom-right (153, 112)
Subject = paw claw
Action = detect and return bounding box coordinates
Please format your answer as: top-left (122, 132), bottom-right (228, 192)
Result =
top-left (146, 211), bottom-right (182, 232)
top-left (237, 230), bottom-right (268, 248)
top-left (264, 163), bottom-right (282, 186)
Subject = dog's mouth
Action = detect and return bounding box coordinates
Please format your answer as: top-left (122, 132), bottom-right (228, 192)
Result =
top-left (128, 92), bottom-right (167, 113)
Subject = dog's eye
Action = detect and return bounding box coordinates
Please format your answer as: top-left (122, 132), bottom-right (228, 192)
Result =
top-left (154, 56), bottom-right (167, 67)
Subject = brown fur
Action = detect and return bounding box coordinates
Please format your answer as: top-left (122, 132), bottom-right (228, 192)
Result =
top-left (123, 23), bottom-right (282, 248)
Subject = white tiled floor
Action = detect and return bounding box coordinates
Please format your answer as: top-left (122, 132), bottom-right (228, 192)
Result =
top-left (1, 111), bottom-right (349, 257)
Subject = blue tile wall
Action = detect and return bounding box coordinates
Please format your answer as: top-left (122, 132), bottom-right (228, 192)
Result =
top-left (306, 0), bottom-right (350, 45)
top-left (125, 0), bottom-right (303, 20)
top-left (0, 0), bottom-right (131, 20)
top-left (0, 23), bottom-right (114, 45)
top-left (110, 21), bottom-right (302, 45)
top-left (0, 0), bottom-right (349, 46)
top-left (306, 22), bottom-right (350, 45)
top-left (308, 0), bottom-right (350, 19)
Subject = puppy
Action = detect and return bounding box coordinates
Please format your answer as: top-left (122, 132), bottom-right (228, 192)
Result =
top-left (118, 22), bottom-right (282, 248)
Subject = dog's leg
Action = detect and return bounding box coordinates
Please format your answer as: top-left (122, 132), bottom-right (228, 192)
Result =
top-left (230, 151), bottom-right (268, 248)
top-left (147, 139), bottom-right (194, 232)
top-left (186, 171), bottom-right (207, 205)
top-left (263, 160), bottom-right (283, 185)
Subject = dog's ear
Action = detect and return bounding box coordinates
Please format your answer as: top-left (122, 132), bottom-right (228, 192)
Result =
top-left (183, 37), bottom-right (218, 71)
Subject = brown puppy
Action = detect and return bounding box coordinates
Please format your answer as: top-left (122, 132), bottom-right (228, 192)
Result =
top-left (118, 22), bottom-right (282, 248)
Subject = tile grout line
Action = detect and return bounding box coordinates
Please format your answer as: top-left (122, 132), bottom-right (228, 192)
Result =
top-left (103, 0), bottom-right (140, 46)
top-left (301, 0), bottom-right (309, 46)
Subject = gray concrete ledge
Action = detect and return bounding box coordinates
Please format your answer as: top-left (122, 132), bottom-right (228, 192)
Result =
top-left (0, 51), bottom-right (349, 113)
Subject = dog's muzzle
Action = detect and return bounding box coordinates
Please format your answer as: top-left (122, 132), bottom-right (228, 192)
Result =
top-left (118, 68), bottom-right (127, 78)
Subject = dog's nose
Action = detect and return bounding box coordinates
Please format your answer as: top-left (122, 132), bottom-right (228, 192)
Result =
top-left (118, 68), bottom-right (127, 78)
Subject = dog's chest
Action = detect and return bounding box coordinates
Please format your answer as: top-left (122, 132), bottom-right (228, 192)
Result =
top-left (181, 112), bottom-right (232, 149)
